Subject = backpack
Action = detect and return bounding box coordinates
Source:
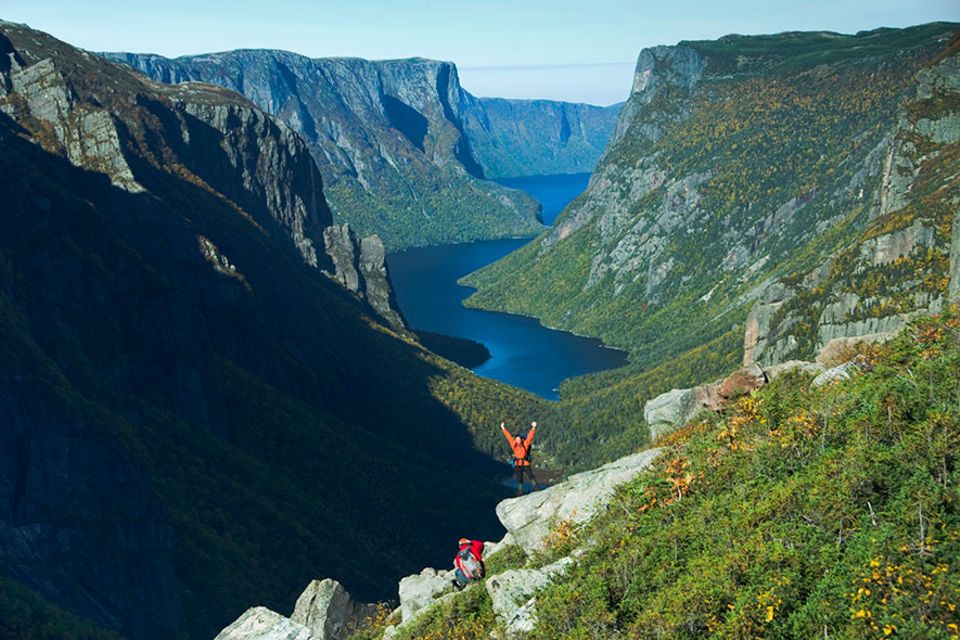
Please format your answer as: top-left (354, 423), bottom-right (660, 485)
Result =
top-left (512, 441), bottom-right (533, 466)
top-left (457, 547), bottom-right (482, 580)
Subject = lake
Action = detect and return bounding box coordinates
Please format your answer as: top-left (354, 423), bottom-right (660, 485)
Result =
top-left (495, 173), bottom-right (591, 225)
top-left (387, 173), bottom-right (628, 400)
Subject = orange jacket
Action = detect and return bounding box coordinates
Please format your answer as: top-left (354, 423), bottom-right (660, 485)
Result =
top-left (501, 424), bottom-right (536, 466)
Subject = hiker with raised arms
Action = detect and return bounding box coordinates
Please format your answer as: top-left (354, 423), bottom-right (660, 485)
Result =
top-left (500, 420), bottom-right (539, 496)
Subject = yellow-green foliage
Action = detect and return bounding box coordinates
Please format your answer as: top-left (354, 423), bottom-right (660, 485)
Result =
top-left (523, 309), bottom-right (960, 638)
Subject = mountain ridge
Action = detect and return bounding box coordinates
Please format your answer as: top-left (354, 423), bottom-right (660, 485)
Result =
top-left (100, 48), bottom-right (620, 245)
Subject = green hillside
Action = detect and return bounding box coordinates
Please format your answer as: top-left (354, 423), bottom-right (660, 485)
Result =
top-left (365, 307), bottom-right (960, 639)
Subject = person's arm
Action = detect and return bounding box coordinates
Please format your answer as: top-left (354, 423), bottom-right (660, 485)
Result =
top-left (500, 422), bottom-right (514, 445)
top-left (524, 421), bottom-right (537, 448)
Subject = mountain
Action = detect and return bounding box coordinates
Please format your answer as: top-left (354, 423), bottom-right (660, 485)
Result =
top-left (454, 24), bottom-right (960, 474)
top-left (100, 50), bottom-right (545, 249)
top-left (0, 21), bottom-right (549, 639)
top-left (463, 23), bottom-right (960, 371)
top-left (459, 96), bottom-right (621, 179)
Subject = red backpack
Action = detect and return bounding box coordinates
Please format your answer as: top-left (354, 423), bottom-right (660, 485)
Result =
top-left (457, 544), bottom-right (483, 579)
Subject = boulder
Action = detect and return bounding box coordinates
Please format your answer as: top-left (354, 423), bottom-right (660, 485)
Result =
top-left (484, 533), bottom-right (512, 558)
top-left (497, 449), bottom-right (661, 555)
top-left (214, 607), bottom-right (313, 640)
top-left (291, 579), bottom-right (377, 640)
top-left (716, 363), bottom-right (767, 399)
top-left (398, 567), bottom-right (455, 622)
top-left (816, 333), bottom-right (891, 366)
top-left (504, 597), bottom-right (538, 637)
top-left (765, 360), bottom-right (825, 380)
top-left (812, 361), bottom-right (861, 387)
top-left (643, 388), bottom-right (699, 440)
top-left (486, 557), bottom-right (574, 630)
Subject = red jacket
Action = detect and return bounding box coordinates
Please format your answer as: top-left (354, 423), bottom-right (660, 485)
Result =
top-left (501, 424), bottom-right (536, 467)
top-left (454, 539), bottom-right (485, 577)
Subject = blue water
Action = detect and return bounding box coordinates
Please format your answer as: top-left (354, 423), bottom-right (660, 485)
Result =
top-left (494, 173), bottom-right (591, 225)
top-left (387, 173), bottom-right (626, 400)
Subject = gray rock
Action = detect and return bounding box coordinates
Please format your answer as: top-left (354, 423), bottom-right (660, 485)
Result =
top-left (322, 225), bottom-right (406, 331)
top-left (716, 364), bottom-right (766, 399)
top-left (291, 579), bottom-right (376, 640)
top-left (484, 533), bottom-right (513, 558)
top-left (381, 626), bottom-right (398, 640)
top-left (811, 362), bottom-right (861, 387)
top-left (486, 557), bottom-right (573, 631)
top-left (497, 449), bottom-right (661, 556)
top-left (764, 360), bottom-right (825, 380)
top-left (643, 388), bottom-right (699, 441)
top-left (323, 225), bottom-right (363, 293)
top-left (358, 234), bottom-right (406, 330)
top-left (214, 607), bottom-right (314, 640)
top-left (398, 567), bottom-right (455, 622)
top-left (815, 334), bottom-right (892, 366)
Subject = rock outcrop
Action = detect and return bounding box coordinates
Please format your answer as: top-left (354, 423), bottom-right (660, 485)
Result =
top-left (323, 224), bottom-right (406, 331)
top-left (398, 568), bottom-right (456, 622)
top-left (497, 449), bottom-right (662, 555)
top-left (643, 388), bottom-right (702, 441)
top-left (215, 608), bottom-right (313, 640)
top-left (811, 361), bottom-right (863, 387)
top-left (486, 557), bottom-right (574, 635)
top-left (291, 579), bottom-right (377, 640)
top-left (644, 364), bottom-right (768, 441)
top-left (102, 50), bottom-right (544, 249)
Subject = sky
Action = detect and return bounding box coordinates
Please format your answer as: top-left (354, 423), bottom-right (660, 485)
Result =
top-left (2, 1), bottom-right (958, 104)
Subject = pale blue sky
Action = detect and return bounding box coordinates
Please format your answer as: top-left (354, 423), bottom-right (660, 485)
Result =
top-left (2, 1), bottom-right (958, 104)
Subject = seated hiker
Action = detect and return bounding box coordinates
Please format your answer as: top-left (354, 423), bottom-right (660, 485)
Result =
top-left (500, 420), bottom-right (539, 496)
top-left (452, 538), bottom-right (485, 590)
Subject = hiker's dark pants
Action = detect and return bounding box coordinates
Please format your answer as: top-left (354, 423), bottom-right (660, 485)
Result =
top-left (514, 464), bottom-right (538, 495)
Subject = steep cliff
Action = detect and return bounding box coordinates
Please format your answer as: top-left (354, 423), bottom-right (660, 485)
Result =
top-left (463, 24), bottom-right (959, 372)
top-left (744, 36), bottom-right (960, 366)
top-left (459, 96), bottom-right (621, 178)
top-left (0, 22), bottom-right (548, 639)
top-left (101, 50), bottom-right (544, 249)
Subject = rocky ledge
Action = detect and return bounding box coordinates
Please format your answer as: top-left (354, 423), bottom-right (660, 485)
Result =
top-left (211, 446), bottom-right (663, 640)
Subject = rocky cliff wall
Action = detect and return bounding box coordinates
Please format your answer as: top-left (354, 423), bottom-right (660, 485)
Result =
top-left (459, 95), bottom-right (621, 178)
top-left (745, 40), bottom-right (960, 367)
top-left (102, 50), bottom-right (543, 249)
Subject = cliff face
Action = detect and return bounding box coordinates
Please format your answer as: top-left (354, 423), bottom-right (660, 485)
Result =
top-left (0, 22), bottom-right (543, 639)
top-left (102, 50), bottom-right (544, 249)
top-left (459, 96), bottom-right (621, 178)
top-left (463, 24), bottom-right (960, 372)
top-left (744, 38), bottom-right (960, 366)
